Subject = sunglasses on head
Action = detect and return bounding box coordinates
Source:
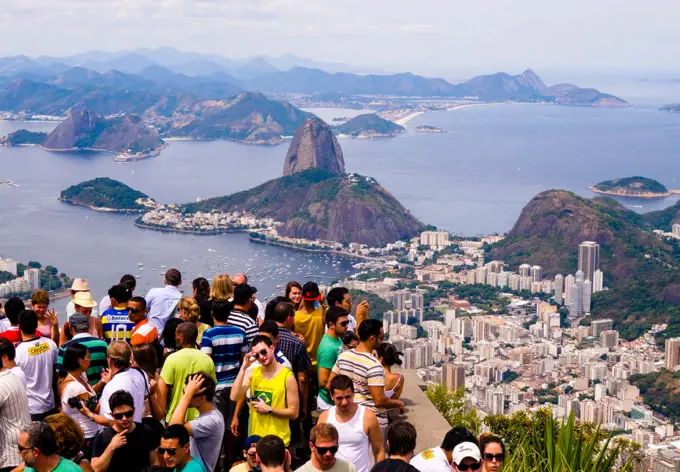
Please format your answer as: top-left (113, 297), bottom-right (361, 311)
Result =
top-left (483, 453), bottom-right (504, 462)
top-left (158, 447), bottom-right (177, 456)
top-left (313, 444), bottom-right (338, 455)
top-left (112, 409), bottom-right (134, 420)
top-left (456, 462), bottom-right (481, 471)
top-left (253, 348), bottom-right (268, 359)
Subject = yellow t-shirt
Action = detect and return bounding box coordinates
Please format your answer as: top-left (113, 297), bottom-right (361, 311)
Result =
top-left (249, 366), bottom-right (293, 446)
top-left (294, 308), bottom-right (325, 365)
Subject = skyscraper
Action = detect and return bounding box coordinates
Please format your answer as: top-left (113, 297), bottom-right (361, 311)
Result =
top-left (554, 274), bottom-right (564, 305)
top-left (578, 241), bottom-right (600, 282)
top-left (665, 338), bottom-right (680, 370)
top-left (519, 264), bottom-right (531, 277)
top-left (593, 270), bottom-right (604, 293)
top-left (442, 362), bottom-right (466, 391)
top-left (574, 271), bottom-right (585, 316)
top-left (564, 274), bottom-right (574, 305)
top-left (26, 268), bottom-right (41, 292)
top-left (531, 265), bottom-right (543, 282)
top-left (582, 280), bottom-right (592, 313)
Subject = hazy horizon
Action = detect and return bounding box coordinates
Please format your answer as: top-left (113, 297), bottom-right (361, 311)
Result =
top-left (3, 0), bottom-right (680, 79)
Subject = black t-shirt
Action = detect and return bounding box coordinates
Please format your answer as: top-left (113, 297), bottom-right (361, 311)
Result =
top-left (370, 458), bottom-right (421, 472)
top-left (92, 423), bottom-right (159, 472)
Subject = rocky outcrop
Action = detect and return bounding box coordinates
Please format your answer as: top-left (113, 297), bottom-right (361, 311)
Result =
top-left (283, 119), bottom-right (345, 176)
top-left (334, 114), bottom-right (405, 138)
top-left (185, 169), bottom-right (424, 246)
top-left (42, 109), bottom-right (164, 156)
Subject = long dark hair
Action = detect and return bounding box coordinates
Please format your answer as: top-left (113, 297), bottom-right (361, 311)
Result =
top-left (62, 343), bottom-right (88, 374)
top-left (192, 277), bottom-right (210, 302)
top-left (377, 343), bottom-right (403, 367)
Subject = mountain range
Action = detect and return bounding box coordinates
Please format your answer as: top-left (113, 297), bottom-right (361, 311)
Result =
top-left (489, 190), bottom-right (680, 340)
top-left (0, 49), bottom-right (627, 106)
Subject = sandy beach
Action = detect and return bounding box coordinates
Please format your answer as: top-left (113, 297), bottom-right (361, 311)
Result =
top-left (395, 111), bottom-right (425, 126)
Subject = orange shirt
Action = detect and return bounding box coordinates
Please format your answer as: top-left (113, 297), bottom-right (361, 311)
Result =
top-left (130, 319), bottom-right (158, 345)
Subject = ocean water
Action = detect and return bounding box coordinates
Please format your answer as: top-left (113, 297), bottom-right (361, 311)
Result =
top-left (2, 87), bottom-right (680, 309)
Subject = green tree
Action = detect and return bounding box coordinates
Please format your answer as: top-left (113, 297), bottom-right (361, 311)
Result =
top-left (27, 261), bottom-right (41, 269)
top-left (45, 265), bottom-right (58, 276)
top-left (425, 384), bottom-right (481, 435)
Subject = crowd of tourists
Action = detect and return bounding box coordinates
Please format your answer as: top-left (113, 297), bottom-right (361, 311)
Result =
top-left (0, 269), bottom-right (506, 472)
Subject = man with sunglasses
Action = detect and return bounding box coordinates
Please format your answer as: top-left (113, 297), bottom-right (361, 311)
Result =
top-left (231, 335), bottom-right (299, 448)
top-left (159, 424), bottom-right (208, 472)
top-left (16, 421), bottom-right (81, 472)
top-left (91, 390), bottom-right (159, 472)
top-left (450, 443), bottom-right (482, 472)
top-left (228, 435), bottom-right (260, 472)
top-left (410, 427), bottom-right (478, 472)
top-left (128, 297), bottom-right (158, 346)
top-left (297, 423), bottom-right (356, 472)
top-left (317, 306), bottom-right (350, 412)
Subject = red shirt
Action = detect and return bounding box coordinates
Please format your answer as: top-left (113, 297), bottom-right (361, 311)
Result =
top-left (0, 327), bottom-right (41, 346)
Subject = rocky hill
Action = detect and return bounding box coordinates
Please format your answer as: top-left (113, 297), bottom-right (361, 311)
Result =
top-left (452, 69), bottom-right (628, 107)
top-left (60, 177), bottom-right (152, 211)
top-left (184, 168), bottom-right (424, 246)
top-left (42, 109), bottom-right (165, 156)
top-left (334, 114), bottom-right (405, 138)
top-left (283, 118), bottom-right (345, 176)
top-left (489, 190), bottom-right (680, 339)
top-left (163, 91), bottom-right (313, 144)
top-left (590, 176), bottom-right (672, 198)
top-left (0, 129), bottom-right (48, 146)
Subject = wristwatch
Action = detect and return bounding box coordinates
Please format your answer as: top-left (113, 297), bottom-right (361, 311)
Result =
top-left (266, 406), bottom-right (273, 415)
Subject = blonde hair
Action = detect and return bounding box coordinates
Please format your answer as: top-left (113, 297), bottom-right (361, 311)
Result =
top-left (31, 289), bottom-right (49, 306)
top-left (210, 274), bottom-right (234, 299)
top-left (179, 296), bottom-right (200, 323)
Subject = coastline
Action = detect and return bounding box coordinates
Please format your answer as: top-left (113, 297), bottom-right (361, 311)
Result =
top-left (134, 221), bottom-right (259, 235)
top-left (249, 237), bottom-right (386, 261)
top-left (59, 198), bottom-right (146, 213)
top-left (588, 186), bottom-right (680, 199)
top-left (395, 111), bottom-right (425, 126)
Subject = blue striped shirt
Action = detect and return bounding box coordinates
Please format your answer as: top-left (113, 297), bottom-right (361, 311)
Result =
top-left (101, 308), bottom-right (135, 344)
top-left (200, 325), bottom-right (247, 388)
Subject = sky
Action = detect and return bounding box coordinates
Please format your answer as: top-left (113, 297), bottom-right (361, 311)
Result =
top-left (2, 0), bottom-right (680, 78)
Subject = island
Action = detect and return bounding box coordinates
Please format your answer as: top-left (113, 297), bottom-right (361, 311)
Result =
top-left (60, 177), bottom-right (159, 212)
top-left (660, 104), bottom-right (680, 113)
top-left (334, 113), bottom-right (405, 138)
top-left (415, 125), bottom-right (446, 133)
top-left (0, 130), bottom-right (48, 146)
top-left (588, 176), bottom-right (680, 198)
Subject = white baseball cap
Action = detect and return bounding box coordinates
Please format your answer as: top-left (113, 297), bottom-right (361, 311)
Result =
top-left (452, 442), bottom-right (482, 465)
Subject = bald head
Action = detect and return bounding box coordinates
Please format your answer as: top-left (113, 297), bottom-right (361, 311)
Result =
top-left (176, 321), bottom-right (198, 348)
top-left (232, 274), bottom-right (247, 285)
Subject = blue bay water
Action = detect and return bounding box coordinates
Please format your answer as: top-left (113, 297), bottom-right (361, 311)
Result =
top-left (2, 88), bottom-right (680, 310)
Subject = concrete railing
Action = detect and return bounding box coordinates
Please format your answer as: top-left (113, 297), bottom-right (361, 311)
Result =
top-left (395, 369), bottom-right (452, 450)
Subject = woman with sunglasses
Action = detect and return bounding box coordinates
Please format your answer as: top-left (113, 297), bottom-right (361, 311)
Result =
top-left (479, 435), bottom-right (505, 472)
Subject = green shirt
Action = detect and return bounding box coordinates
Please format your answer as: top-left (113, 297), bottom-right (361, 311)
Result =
top-left (175, 457), bottom-right (208, 472)
top-left (317, 334), bottom-right (344, 404)
top-left (160, 348), bottom-right (216, 422)
top-left (26, 457), bottom-right (82, 472)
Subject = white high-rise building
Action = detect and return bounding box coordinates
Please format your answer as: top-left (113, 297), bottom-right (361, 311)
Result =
top-left (564, 274), bottom-right (575, 305)
top-left (582, 280), bottom-right (592, 313)
top-left (519, 276), bottom-right (532, 292)
top-left (420, 231), bottom-right (449, 248)
top-left (411, 293), bottom-right (425, 311)
top-left (392, 292), bottom-right (407, 310)
top-left (497, 272), bottom-right (509, 288)
top-left (593, 270), bottom-right (604, 293)
top-left (531, 265), bottom-right (543, 282)
top-left (475, 267), bottom-right (488, 285)
top-left (26, 268), bottom-right (41, 292)
top-left (665, 338), bottom-right (680, 370)
top-left (578, 241), bottom-right (600, 282)
top-left (673, 224), bottom-right (680, 236)
top-left (519, 264), bottom-right (531, 277)
top-left (0, 258), bottom-right (18, 275)
top-left (554, 274), bottom-right (564, 304)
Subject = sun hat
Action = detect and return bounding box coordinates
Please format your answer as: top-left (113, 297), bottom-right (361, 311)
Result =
top-left (73, 291), bottom-right (97, 308)
top-left (71, 278), bottom-right (90, 291)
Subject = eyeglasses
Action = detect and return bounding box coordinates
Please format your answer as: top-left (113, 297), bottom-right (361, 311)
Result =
top-left (112, 409), bottom-right (134, 420)
top-left (483, 453), bottom-right (504, 462)
top-left (456, 462), bottom-right (482, 471)
top-left (252, 348), bottom-right (268, 359)
top-left (158, 448), bottom-right (177, 456)
top-left (338, 320), bottom-right (350, 327)
top-left (247, 452), bottom-right (258, 460)
top-left (17, 445), bottom-right (34, 452)
top-left (126, 307), bottom-right (143, 314)
top-left (313, 444), bottom-right (339, 455)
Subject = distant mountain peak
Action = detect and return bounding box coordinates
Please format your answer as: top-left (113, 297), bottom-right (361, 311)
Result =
top-left (518, 69), bottom-right (547, 93)
top-left (283, 118), bottom-right (345, 177)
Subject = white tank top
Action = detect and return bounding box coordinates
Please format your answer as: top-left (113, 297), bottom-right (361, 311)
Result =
top-left (327, 405), bottom-right (371, 472)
